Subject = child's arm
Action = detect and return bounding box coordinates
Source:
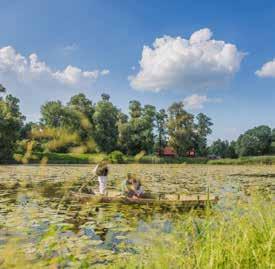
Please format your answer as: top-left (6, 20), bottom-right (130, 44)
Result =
top-left (93, 164), bottom-right (99, 175)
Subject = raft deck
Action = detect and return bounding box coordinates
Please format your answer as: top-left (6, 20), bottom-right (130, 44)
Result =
top-left (72, 191), bottom-right (219, 209)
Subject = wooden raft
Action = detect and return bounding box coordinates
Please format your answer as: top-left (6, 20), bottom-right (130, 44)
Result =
top-left (71, 191), bottom-right (219, 209)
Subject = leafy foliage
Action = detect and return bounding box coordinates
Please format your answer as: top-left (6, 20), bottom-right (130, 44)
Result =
top-left (118, 101), bottom-right (157, 155)
top-left (235, 125), bottom-right (272, 156)
top-left (167, 102), bottom-right (195, 156)
top-left (195, 113), bottom-right (213, 156)
top-left (0, 94), bottom-right (25, 162)
top-left (108, 150), bottom-right (125, 163)
top-left (209, 139), bottom-right (237, 158)
top-left (3, 83), bottom-right (275, 161)
top-left (93, 94), bottom-right (119, 153)
top-left (155, 109), bottom-right (168, 155)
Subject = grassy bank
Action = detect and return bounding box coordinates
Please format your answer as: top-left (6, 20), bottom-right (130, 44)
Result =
top-left (13, 152), bottom-right (208, 164)
top-left (208, 155), bottom-right (275, 165)
top-left (12, 152), bottom-right (275, 165)
top-left (33, 152), bottom-right (107, 164)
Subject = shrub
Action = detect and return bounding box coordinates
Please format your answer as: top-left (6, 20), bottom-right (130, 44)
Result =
top-left (134, 150), bottom-right (146, 162)
top-left (108, 150), bottom-right (125, 163)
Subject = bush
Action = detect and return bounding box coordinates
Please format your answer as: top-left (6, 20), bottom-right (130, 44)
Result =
top-left (108, 150), bottom-right (125, 163)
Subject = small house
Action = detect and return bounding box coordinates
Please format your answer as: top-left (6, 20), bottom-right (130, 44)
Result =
top-left (161, 146), bottom-right (176, 157)
top-left (186, 148), bottom-right (196, 157)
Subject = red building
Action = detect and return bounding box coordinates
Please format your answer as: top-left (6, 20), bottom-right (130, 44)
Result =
top-left (163, 146), bottom-right (176, 157)
top-left (158, 147), bottom-right (196, 157)
top-left (186, 148), bottom-right (196, 157)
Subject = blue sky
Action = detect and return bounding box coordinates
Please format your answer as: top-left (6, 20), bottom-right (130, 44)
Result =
top-left (0, 0), bottom-right (275, 141)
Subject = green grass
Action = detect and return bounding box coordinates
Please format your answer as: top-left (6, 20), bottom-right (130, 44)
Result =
top-left (12, 152), bottom-right (275, 165)
top-left (138, 155), bottom-right (208, 164)
top-left (1, 196), bottom-right (273, 268)
top-left (14, 152), bottom-right (108, 164)
top-left (208, 155), bottom-right (275, 165)
top-left (106, 198), bottom-right (274, 269)
top-left (13, 152), bottom-right (208, 164)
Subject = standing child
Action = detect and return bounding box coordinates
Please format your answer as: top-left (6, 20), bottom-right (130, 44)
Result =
top-left (93, 161), bottom-right (109, 195)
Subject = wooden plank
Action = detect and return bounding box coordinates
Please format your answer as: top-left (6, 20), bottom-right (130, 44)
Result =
top-left (71, 191), bottom-right (219, 208)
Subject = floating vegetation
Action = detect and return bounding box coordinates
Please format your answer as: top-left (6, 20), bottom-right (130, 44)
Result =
top-left (0, 164), bottom-right (274, 268)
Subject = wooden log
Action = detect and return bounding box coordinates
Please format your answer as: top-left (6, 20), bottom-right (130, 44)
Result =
top-left (71, 191), bottom-right (219, 209)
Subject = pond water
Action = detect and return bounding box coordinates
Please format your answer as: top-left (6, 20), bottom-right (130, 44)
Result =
top-left (0, 164), bottom-right (274, 266)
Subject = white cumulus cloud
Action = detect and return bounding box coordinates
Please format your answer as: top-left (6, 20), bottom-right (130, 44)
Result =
top-left (0, 45), bottom-right (109, 90)
top-left (255, 59), bottom-right (275, 78)
top-left (130, 28), bottom-right (245, 91)
top-left (183, 94), bottom-right (222, 110)
top-left (0, 45), bottom-right (110, 121)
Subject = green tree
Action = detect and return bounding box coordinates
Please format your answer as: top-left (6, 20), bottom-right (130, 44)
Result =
top-left (235, 125), bottom-right (272, 156)
top-left (40, 101), bottom-right (68, 128)
top-left (93, 94), bottom-right (119, 153)
top-left (129, 100), bottom-right (142, 118)
top-left (117, 110), bottom-right (129, 153)
top-left (228, 141), bottom-right (238, 158)
top-left (68, 93), bottom-right (94, 122)
top-left (0, 84), bottom-right (6, 100)
top-left (272, 128), bottom-right (275, 141)
top-left (195, 113), bottom-right (213, 156)
top-left (208, 139), bottom-right (233, 158)
top-left (155, 109), bottom-right (168, 155)
top-left (142, 104), bottom-right (156, 154)
top-left (235, 134), bottom-right (261, 156)
top-left (167, 102), bottom-right (195, 156)
top-left (123, 100), bottom-right (143, 155)
top-left (119, 101), bottom-right (157, 155)
top-left (0, 94), bottom-right (25, 162)
top-left (67, 93), bottom-right (95, 141)
top-left (19, 122), bottom-right (35, 139)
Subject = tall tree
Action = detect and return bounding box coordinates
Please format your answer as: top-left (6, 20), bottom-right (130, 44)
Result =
top-left (195, 113), bottom-right (213, 156)
top-left (93, 94), bottom-right (119, 153)
top-left (0, 84), bottom-right (6, 100)
top-left (117, 110), bottom-right (129, 153)
top-left (0, 94), bottom-right (25, 162)
top-left (121, 100), bottom-right (144, 155)
top-left (0, 84), bottom-right (6, 92)
top-left (209, 139), bottom-right (232, 158)
top-left (155, 109), bottom-right (168, 155)
top-left (129, 100), bottom-right (142, 118)
top-left (118, 101), bottom-right (156, 155)
top-left (142, 104), bottom-right (156, 154)
top-left (272, 128), bottom-right (275, 142)
top-left (40, 101), bottom-right (67, 128)
top-left (235, 125), bottom-right (272, 156)
top-left (68, 93), bottom-right (94, 121)
top-left (167, 102), bottom-right (195, 156)
top-left (67, 93), bottom-right (95, 141)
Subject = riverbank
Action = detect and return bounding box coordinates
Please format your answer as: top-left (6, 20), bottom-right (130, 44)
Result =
top-left (208, 155), bottom-right (275, 165)
top-left (9, 152), bottom-right (275, 165)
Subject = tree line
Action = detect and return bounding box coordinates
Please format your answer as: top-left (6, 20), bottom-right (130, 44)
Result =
top-left (209, 125), bottom-right (275, 158)
top-left (34, 92), bottom-right (213, 156)
top-left (0, 83), bottom-right (275, 163)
